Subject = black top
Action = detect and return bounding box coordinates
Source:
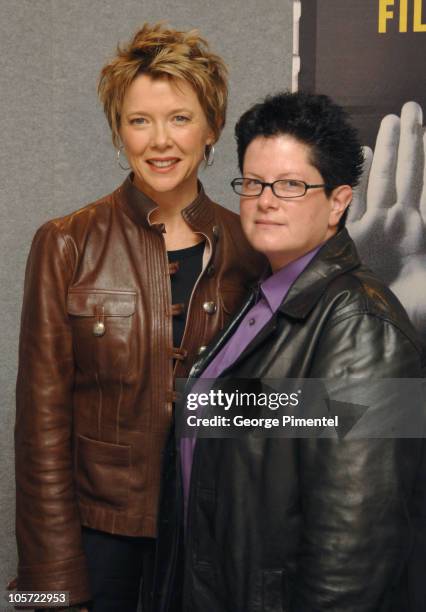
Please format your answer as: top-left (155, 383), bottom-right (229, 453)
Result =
top-left (167, 241), bottom-right (204, 348)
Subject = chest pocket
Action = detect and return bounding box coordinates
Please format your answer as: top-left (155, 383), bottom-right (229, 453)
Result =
top-left (67, 289), bottom-right (137, 379)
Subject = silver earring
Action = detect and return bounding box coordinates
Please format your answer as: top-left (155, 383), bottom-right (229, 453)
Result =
top-left (117, 146), bottom-right (130, 171)
top-left (204, 144), bottom-right (215, 167)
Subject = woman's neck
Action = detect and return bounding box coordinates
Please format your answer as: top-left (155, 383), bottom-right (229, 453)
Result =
top-left (132, 175), bottom-right (203, 250)
top-left (153, 208), bottom-right (204, 250)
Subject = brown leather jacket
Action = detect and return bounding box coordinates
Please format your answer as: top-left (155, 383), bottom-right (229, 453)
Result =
top-left (15, 176), bottom-right (265, 605)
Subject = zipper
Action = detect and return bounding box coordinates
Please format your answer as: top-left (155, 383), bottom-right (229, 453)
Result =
top-left (173, 230), bottom-right (213, 376)
top-left (156, 230), bottom-right (176, 418)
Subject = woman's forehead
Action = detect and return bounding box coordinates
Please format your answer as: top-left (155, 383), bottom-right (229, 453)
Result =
top-left (243, 135), bottom-right (317, 175)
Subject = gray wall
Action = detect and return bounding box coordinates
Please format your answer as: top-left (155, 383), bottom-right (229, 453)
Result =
top-left (0, 0), bottom-right (293, 588)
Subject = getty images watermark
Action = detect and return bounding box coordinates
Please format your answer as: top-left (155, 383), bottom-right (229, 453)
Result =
top-left (185, 388), bottom-right (338, 429)
top-left (175, 378), bottom-right (426, 439)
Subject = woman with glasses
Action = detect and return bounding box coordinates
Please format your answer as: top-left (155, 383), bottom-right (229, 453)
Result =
top-left (14, 23), bottom-right (264, 612)
top-left (155, 92), bottom-right (425, 611)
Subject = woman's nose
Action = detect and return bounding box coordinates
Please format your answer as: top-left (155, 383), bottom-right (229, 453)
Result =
top-left (151, 122), bottom-right (171, 148)
top-left (257, 185), bottom-right (279, 211)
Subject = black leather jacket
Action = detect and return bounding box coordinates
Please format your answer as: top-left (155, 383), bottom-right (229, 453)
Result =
top-left (155, 229), bottom-right (426, 612)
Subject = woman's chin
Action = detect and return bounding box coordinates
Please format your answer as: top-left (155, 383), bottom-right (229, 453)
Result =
top-left (246, 235), bottom-right (289, 259)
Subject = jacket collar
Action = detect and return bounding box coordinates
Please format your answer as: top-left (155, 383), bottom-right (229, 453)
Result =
top-left (189, 229), bottom-right (361, 380)
top-left (277, 229), bottom-right (361, 320)
top-left (116, 174), bottom-right (217, 240)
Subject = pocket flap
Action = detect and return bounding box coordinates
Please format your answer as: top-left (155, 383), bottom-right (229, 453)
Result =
top-left (67, 289), bottom-right (136, 317)
top-left (77, 434), bottom-right (131, 466)
top-left (76, 434), bottom-right (131, 509)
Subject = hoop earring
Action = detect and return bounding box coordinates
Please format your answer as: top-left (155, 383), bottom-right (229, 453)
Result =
top-left (117, 146), bottom-right (130, 171)
top-left (204, 144), bottom-right (215, 167)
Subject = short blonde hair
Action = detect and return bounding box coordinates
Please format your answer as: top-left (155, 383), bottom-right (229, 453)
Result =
top-left (98, 22), bottom-right (228, 148)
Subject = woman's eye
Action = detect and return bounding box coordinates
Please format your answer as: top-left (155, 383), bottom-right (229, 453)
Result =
top-left (173, 115), bottom-right (190, 124)
top-left (130, 117), bottom-right (147, 125)
top-left (286, 180), bottom-right (301, 187)
top-left (245, 179), bottom-right (261, 189)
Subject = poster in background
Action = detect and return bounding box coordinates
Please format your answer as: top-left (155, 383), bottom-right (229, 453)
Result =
top-left (299, 0), bottom-right (426, 146)
top-left (298, 0), bottom-right (426, 335)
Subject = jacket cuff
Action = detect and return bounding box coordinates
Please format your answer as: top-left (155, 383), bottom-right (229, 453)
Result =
top-left (17, 554), bottom-right (91, 607)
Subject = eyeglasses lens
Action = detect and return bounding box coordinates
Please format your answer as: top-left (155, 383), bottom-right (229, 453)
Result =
top-left (274, 180), bottom-right (305, 197)
top-left (233, 179), bottom-right (306, 197)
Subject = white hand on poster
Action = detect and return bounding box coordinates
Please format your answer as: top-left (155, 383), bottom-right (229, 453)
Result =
top-left (348, 102), bottom-right (426, 332)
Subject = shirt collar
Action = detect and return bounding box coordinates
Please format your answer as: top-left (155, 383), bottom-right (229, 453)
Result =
top-left (260, 245), bottom-right (322, 312)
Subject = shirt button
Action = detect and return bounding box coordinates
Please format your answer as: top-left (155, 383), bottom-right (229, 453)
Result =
top-left (248, 318), bottom-right (256, 326)
top-left (203, 301), bottom-right (217, 314)
top-left (198, 345), bottom-right (207, 355)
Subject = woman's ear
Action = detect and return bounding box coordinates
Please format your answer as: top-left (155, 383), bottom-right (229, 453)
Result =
top-left (329, 185), bottom-right (353, 227)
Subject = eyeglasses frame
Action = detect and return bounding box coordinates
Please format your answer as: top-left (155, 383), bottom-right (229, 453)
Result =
top-left (230, 177), bottom-right (329, 199)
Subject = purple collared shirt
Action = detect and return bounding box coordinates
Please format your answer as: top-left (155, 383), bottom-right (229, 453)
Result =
top-left (181, 246), bottom-right (321, 518)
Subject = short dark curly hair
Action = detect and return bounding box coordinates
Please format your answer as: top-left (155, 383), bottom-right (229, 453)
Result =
top-left (235, 91), bottom-right (364, 227)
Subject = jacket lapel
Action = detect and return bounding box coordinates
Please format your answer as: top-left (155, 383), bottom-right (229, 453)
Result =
top-left (279, 229), bottom-right (360, 319)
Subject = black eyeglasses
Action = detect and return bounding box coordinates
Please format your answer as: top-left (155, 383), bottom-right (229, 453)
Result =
top-left (231, 177), bottom-right (328, 199)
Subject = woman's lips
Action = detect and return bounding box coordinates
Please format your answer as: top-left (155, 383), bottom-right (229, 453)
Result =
top-left (255, 219), bottom-right (284, 226)
top-left (146, 158), bottom-right (180, 172)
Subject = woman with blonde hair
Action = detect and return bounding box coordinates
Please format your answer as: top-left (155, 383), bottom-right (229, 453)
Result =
top-left (14, 22), bottom-right (263, 611)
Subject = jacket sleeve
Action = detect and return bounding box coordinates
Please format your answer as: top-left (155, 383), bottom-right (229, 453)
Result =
top-left (15, 222), bottom-right (91, 606)
top-left (292, 313), bottom-right (424, 612)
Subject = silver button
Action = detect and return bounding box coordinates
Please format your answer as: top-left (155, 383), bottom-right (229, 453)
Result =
top-left (203, 301), bottom-right (217, 314)
top-left (249, 318), bottom-right (256, 326)
top-left (212, 225), bottom-right (220, 238)
top-left (198, 345), bottom-right (207, 355)
top-left (93, 321), bottom-right (106, 337)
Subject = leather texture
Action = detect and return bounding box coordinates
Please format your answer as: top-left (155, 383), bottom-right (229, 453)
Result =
top-left (155, 229), bottom-right (426, 612)
top-left (14, 175), bottom-right (265, 605)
